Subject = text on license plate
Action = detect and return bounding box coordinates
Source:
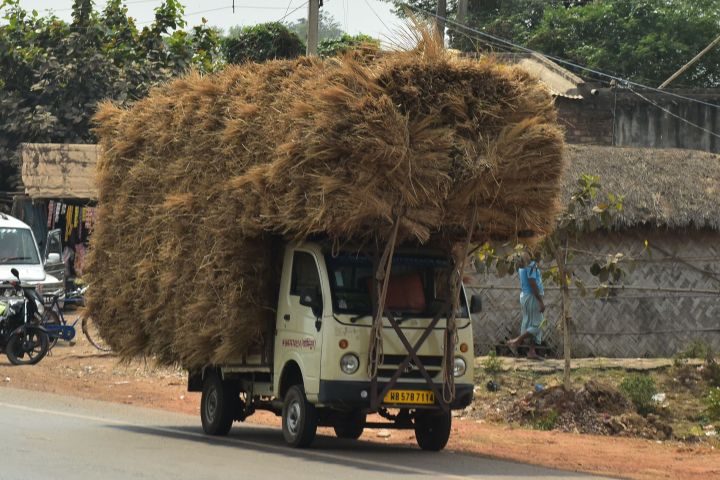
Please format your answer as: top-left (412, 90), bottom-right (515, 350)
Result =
top-left (383, 390), bottom-right (435, 405)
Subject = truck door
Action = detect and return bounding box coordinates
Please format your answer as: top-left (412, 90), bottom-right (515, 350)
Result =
top-left (275, 249), bottom-right (324, 397)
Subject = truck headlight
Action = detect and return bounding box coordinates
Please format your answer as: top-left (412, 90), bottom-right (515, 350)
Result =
top-left (453, 357), bottom-right (467, 377)
top-left (340, 353), bottom-right (360, 374)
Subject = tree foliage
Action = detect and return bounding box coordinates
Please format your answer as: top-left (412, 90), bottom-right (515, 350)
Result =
top-left (0, 0), bottom-right (221, 191)
top-left (388, 0), bottom-right (720, 87)
top-left (318, 34), bottom-right (380, 58)
top-left (287, 10), bottom-right (344, 43)
top-left (223, 22), bottom-right (305, 64)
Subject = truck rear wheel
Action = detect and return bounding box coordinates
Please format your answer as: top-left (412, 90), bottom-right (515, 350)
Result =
top-left (333, 410), bottom-right (366, 440)
top-left (414, 410), bottom-right (452, 451)
top-left (200, 372), bottom-right (235, 436)
top-left (282, 385), bottom-right (317, 448)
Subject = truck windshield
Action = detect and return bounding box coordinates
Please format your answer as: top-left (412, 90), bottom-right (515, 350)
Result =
top-left (0, 228), bottom-right (40, 265)
top-left (325, 254), bottom-right (468, 318)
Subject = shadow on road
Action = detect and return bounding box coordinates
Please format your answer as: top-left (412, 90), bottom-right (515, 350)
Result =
top-left (108, 423), bottom-right (594, 478)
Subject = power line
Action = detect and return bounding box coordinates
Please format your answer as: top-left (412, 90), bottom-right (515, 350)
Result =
top-left (137, 6), bottom-right (233, 25)
top-left (363, 0), bottom-right (393, 36)
top-left (277, 1), bottom-right (308, 23)
top-left (402, 3), bottom-right (720, 110)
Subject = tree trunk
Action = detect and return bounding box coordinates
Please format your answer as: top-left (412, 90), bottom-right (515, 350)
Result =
top-left (555, 245), bottom-right (572, 390)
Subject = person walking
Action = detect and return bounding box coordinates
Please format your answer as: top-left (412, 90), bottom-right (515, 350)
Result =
top-left (508, 252), bottom-right (545, 359)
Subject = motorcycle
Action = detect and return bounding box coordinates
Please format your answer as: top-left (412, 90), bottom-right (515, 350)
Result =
top-left (0, 268), bottom-right (50, 365)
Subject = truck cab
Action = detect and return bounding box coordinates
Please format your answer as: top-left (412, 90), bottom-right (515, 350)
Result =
top-left (190, 241), bottom-right (478, 451)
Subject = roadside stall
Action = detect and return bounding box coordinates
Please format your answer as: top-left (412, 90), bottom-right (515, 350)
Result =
top-left (12, 143), bottom-right (99, 287)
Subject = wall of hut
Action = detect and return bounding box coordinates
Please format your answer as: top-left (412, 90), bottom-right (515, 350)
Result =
top-left (469, 229), bottom-right (720, 358)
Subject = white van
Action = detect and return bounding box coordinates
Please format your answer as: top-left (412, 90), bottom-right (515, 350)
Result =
top-left (0, 213), bottom-right (64, 300)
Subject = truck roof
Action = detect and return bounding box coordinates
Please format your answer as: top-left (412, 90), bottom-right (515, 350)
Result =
top-left (0, 213), bottom-right (32, 230)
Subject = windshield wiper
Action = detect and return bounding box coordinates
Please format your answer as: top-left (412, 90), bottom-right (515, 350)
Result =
top-left (350, 314), bottom-right (371, 323)
top-left (0, 256), bottom-right (31, 263)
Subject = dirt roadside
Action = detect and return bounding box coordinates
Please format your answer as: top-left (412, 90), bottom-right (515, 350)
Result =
top-left (1, 334), bottom-right (718, 480)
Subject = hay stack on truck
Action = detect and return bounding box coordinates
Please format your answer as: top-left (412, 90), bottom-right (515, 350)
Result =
top-left (87, 35), bottom-right (565, 451)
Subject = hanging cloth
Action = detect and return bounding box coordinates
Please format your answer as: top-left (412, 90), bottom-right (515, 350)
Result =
top-left (65, 205), bottom-right (73, 242)
top-left (47, 201), bottom-right (55, 229)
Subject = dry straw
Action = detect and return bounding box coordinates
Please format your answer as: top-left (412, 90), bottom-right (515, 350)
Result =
top-left (87, 29), bottom-right (566, 368)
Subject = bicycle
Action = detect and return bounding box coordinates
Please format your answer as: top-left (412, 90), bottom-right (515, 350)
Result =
top-left (40, 286), bottom-right (111, 352)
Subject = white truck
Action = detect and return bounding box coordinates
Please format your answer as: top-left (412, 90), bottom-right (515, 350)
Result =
top-left (188, 240), bottom-right (481, 450)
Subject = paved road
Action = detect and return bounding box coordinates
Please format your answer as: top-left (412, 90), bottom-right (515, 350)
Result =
top-left (0, 387), bottom-right (613, 480)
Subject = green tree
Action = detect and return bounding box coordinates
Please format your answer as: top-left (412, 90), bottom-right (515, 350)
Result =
top-left (222, 22), bottom-right (304, 64)
top-left (0, 0), bottom-right (222, 191)
top-left (318, 33), bottom-right (380, 57)
top-left (287, 10), bottom-right (344, 43)
top-left (388, 0), bottom-right (720, 87)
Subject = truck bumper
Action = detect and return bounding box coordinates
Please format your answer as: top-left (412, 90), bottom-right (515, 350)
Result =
top-left (318, 380), bottom-right (473, 410)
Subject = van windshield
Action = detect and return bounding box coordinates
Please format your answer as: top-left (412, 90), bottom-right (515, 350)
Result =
top-left (325, 254), bottom-right (468, 319)
top-left (0, 228), bottom-right (40, 265)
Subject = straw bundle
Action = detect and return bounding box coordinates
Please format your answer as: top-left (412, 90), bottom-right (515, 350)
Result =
top-left (87, 41), bottom-right (565, 368)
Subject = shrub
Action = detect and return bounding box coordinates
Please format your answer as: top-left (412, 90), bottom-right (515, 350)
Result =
top-left (620, 374), bottom-right (656, 415)
top-left (482, 351), bottom-right (503, 375)
top-left (705, 387), bottom-right (720, 420)
top-left (676, 340), bottom-right (714, 361)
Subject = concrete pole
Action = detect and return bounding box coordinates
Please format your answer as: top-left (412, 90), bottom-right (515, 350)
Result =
top-left (436, 0), bottom-right (447, 45)
top-left (457, 0), bottom-right (468, 26)
top-left (307, 0), bottom-right (320, 56)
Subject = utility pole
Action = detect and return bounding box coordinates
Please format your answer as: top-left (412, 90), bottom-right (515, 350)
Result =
top-left (659, 34), bottom-right (720, 89)
top-left (436, 0), bottom-right (447, 45)
top-left (307, 0), bottom-right (320, 56)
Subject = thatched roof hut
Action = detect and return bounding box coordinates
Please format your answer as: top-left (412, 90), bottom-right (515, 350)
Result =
top-left (564, 144), bottom-right (720, 231)
top-left (473, 145), bottom-right (720, 358)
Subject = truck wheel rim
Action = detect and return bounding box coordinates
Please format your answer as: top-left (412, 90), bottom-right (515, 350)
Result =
top-left (206, 388), bottom-right (218, 420)
top-left (287, 401), bottom-right (301, 435)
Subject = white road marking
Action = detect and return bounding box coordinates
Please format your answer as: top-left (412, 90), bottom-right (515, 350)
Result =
top-left (0, 401), bottom-right (469, 479)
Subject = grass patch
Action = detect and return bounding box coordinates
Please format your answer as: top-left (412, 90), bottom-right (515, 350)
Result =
top-left (533, 409), bottom-right (559, 431)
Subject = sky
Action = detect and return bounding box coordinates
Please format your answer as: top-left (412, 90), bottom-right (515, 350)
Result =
top-left (16, 0), bottom-right (406, 40)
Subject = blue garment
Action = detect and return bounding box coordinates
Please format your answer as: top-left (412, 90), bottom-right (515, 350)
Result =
top-left (520, 293), bottom-right (544, 344)
top-left (519, 261), bottom-right (544, 296)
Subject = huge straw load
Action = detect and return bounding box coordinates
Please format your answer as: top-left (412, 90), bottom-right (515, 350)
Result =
top-left (87, 35), bottom-right (566, 368)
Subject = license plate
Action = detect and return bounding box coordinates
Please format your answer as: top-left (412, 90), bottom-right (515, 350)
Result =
top-left (383, 389), bottom-right (435, 405)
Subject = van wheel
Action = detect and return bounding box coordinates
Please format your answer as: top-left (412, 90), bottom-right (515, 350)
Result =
top-left (201, 372), bottom-right (235, 436)
top-left (282, 385), bottom-right (317, 448)
top-left (414, 410), bottom-right (451, 451)
top-left (333, 410), bottom-right (366, 439)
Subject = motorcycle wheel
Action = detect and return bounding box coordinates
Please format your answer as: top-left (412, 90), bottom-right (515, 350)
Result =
top-left (7, 327), bottom-right (50, 365)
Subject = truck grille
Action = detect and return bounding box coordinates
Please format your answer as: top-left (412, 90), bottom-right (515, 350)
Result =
top-left (378, 354), bottom-right (443, 380)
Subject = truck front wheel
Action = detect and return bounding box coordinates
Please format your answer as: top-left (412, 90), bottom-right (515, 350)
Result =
top-left (414, 410), bottom-right (452, 451)
top-left (282, 385), bottom-right (317, 448)
top-left (200, 372), bottom-right (235, 436)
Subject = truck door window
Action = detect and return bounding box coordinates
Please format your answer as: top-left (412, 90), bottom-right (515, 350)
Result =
top-left (290, 251), bottom-right (322, 300)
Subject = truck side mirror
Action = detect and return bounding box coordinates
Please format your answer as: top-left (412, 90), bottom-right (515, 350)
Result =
top-left (470, 294), bottom-right (482, 314)
top-left (46, 252), bottom-right (61, 265)
top-left (299, 287), bottom-right (323, 319)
